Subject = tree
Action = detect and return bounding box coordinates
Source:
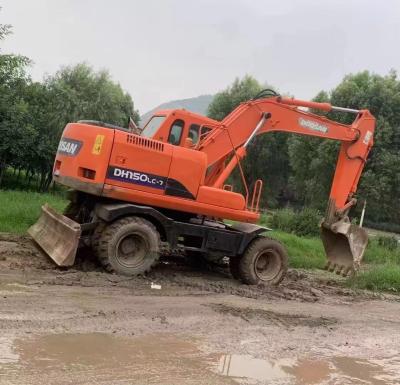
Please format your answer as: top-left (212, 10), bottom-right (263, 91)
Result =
top-left (0, 17), bottom-right (140, 190)
top-left (207, 75), bottom-right (290, 207)
top-left (0, 14), bottom-right (32, 185)
top-left (0, 7), bottom-right (11, 42)
top-left (207, 75), bottom-right (263, 120)
top-left (24, 63), bottom-right (139, 190)
top-left (45, 63), bottom-right (139, 129)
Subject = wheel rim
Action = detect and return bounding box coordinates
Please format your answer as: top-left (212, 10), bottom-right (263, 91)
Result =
top-left (115, 233), bottom-right (149, 268)
top-left (254, 248), bottom-right (282, 282)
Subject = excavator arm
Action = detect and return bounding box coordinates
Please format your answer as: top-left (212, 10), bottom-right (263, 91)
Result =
top-left (198, 95), bottom-right (375, 275)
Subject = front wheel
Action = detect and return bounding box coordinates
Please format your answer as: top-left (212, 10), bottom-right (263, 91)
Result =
top-left (93, 217), bottom-right (160, 276)
top-left (238, 237), bottom-right (288, 285)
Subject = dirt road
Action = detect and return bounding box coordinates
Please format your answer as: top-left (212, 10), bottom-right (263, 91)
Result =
top-left (1, 233), bottom-right (400, 384)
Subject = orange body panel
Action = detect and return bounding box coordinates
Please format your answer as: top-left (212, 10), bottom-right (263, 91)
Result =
top-left (166, 146), bottom-right (207, 198)
top-left (53, 123), bottom-right (115, 192)
top-left (102, 183), bottom-right (258, 222)
top-left (197, 186), bottom-right (246, 210)
top-left (107, 130), bottom-right (173, 196)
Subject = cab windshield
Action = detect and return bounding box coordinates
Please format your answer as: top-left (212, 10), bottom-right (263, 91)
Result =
top-left (141, 115), bottom-right (166, 138)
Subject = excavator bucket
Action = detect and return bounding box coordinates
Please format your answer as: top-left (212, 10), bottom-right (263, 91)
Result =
top-left (28, 204), bottom-right (81, 266)
top-left (321, 218), bottom-right (368, 276)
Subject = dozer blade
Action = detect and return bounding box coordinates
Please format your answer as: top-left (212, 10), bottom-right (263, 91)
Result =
top-left (28, 204), bottom-right (81, 266)
top-left (321, 218), bottom-right (368, 277)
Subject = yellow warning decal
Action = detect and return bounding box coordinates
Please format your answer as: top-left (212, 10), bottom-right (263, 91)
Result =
top-left (92, 134), bottom-right (105, 155)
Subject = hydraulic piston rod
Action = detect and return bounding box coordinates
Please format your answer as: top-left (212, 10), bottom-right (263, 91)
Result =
top-left (213, 113), bottom-right (271, 188)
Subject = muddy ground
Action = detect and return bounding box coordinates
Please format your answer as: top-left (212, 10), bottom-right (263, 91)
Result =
top-left (0, 233), bottom-right (400, 385)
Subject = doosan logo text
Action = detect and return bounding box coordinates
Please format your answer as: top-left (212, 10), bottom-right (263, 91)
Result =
top-left (298, 118), bottom-right (328, 134)
top-left (57, 138), bottom-right (82, 156)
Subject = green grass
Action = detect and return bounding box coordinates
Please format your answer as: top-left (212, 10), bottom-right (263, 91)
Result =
top-left (363, 238), bottom-right (400, 264)
top-left (0, 190), bottom-right (68, 234)
top-left (268, 229), bottom-right (400, 293)
top-left (269, 230), bottom-right (326, 269)
top-left (348, 264), bottom-right (400, 292)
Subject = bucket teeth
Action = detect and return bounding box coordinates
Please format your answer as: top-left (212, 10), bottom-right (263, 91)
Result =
top-left (328, 263), bottom-right (337, 273)
top-left (335, 265), bottom-right (344, 275)
top-left (342, 267), bottom-right (352, 277)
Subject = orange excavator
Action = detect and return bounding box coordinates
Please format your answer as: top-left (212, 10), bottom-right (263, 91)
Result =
top-left (29, 90), bottom-right (375, 285)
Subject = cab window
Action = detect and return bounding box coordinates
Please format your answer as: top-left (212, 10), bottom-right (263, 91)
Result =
top-left (188, 124), bottom-right (200, 144)
top-left (141, 115), bottom-right (166, 138)
top-left (188, 124), bottom-right (212, 145)
top-left (168, 119), bottom-right (184, 145)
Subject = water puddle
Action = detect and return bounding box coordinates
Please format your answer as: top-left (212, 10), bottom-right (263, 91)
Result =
top-left (215, 353), bottom-right (400, 384)
top-left (0, 333), bottom-right (231, 384)
top-left (0, 332), bottom-right (399, 384)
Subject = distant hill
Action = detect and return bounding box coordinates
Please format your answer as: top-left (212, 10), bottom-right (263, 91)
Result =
top-left (140, 94), bottom-right (214, 125)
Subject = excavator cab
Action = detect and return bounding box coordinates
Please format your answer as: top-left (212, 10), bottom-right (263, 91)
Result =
top-left (141, 110), bottom-right (218, 148)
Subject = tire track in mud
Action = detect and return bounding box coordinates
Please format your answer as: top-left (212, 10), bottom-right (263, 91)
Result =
top-left (207, 303), bottom-right (337, 329)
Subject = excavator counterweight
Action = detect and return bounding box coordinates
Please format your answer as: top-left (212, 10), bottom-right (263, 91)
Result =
top-left (29, 92), bottom-right (375, 284)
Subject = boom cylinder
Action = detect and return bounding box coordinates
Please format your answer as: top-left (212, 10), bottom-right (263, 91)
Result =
top-left (278, 97), bottom-right (360, 114)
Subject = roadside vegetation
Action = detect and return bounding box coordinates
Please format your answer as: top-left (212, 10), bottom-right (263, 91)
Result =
top-left (0, 190), bottom-right (67, 233)
top-left (0, 190), bottom-right (398, 293)
top-left (262, 209), bottom-right (400, 293)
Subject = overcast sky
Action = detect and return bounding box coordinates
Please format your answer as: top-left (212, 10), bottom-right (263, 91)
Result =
top-left (1, 0), bottom-right (399, 112)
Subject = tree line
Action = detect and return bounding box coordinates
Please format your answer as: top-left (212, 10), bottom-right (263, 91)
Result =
top-left (207, 74), bottom-right (400, 231)
top-left (0, 14), bottom-right (139, 190)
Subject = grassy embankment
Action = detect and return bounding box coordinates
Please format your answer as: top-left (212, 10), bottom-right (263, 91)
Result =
top-left (0, 190), bottom-right (399, 292)
top-left (0, 190), bottom-right (67, 234)
top-left (260, 214), bottom-right (400, 293)
top-left (269, 229), bottom-right (400, 292)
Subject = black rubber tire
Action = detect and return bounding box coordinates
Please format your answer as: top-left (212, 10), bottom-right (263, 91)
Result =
top-left (229, 257), bottom-right (241, 280)
top-left (92, 217), bottom-right (160, 276)
top-left (238, 237), bottom-right (288, 285)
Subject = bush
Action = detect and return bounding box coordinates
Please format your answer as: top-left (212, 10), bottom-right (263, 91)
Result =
top-left (265, 208), bottom-right (321, 237)
top-left (348, 264), bottom-right (400, 292)
top-left (363, 220), bottom-right (400, 234)
top-left (376, 235), bottom-right (399, 251)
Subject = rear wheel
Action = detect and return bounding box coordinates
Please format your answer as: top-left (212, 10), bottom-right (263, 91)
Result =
top-left (238, 237), bottom-right (288, 285)
top-left (93, 217), bottom-right (160, 276)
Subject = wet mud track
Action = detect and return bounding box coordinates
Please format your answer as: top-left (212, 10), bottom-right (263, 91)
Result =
top-left (1, 233), bottom-right (400, 384)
